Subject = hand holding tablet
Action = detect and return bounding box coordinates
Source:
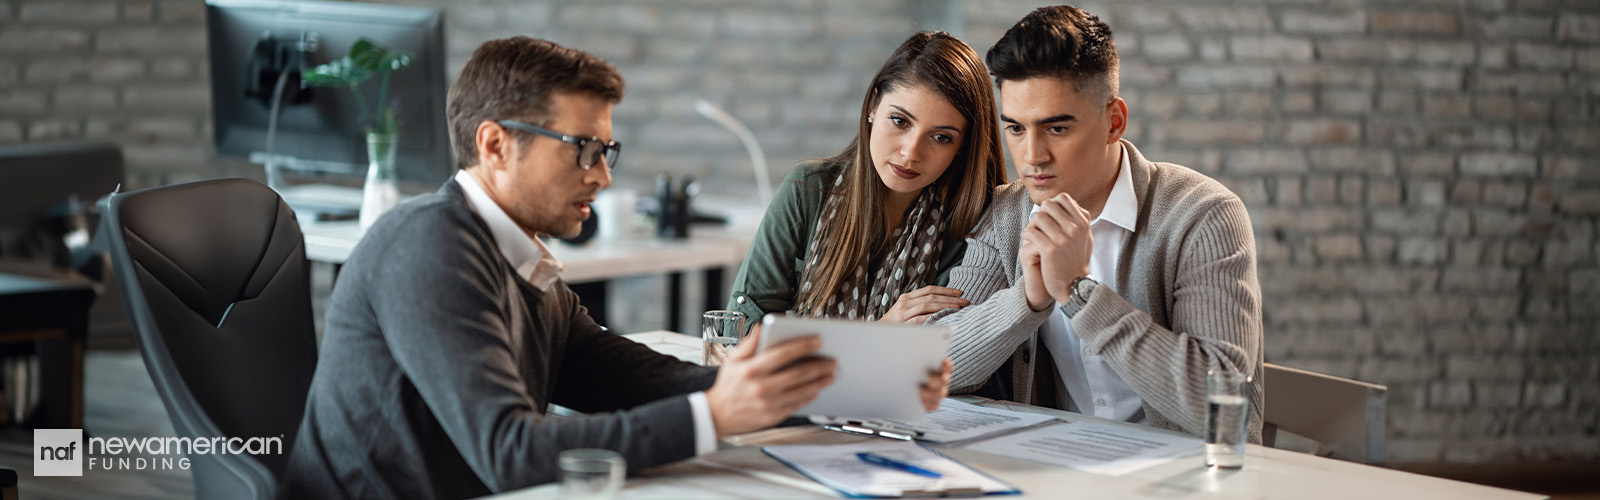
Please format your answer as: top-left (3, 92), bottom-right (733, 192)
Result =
top-left (756, 315), bottom-right (952, 420)
top-left (703, 326), bottom-right (837, 437)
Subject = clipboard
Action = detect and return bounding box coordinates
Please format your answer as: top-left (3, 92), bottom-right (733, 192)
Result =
top-left (758, 315), bottom-right (950, 420)
top-left (813, 399), bottom-right (1063, 446)
top-left (763, 440), bottom-right (1021, 498)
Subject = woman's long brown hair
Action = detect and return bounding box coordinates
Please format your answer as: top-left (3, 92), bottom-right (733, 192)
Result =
top-left (797, 31), bottom-right (1007, 314)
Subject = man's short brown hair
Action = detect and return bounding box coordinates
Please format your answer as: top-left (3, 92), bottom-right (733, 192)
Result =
top-left (446, 37), bottom-right (624, 169)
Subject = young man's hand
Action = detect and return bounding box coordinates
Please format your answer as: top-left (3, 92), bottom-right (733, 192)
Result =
top-left (1019, 233), bottom-right (1052, 311)
top-left (1024, 193), bottom-right (1094, 305)
top-left (704, 327), bottom-right (836, 438)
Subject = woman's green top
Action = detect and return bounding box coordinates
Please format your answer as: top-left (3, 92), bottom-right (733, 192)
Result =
top-left (726, 161), bottom-right (969, 324)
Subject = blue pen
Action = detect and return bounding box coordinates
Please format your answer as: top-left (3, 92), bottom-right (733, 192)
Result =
top-left (856, 452), bottom-right (942, 478)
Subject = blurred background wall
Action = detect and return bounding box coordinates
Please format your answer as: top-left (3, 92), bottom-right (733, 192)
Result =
top-left (1, 0), bottom-right (1595, 468)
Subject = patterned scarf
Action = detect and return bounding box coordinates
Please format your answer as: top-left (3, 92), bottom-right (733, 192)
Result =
top-left (793, 173), bottom-right (949, 321)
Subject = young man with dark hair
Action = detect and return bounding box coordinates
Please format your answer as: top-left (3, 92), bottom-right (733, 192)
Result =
top-left (930, 6), bottom-right (1265, 443)
top-left (280, 37), bottom-right (948, 499)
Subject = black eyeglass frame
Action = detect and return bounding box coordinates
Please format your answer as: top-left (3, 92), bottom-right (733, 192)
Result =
top-left (495, 119), bottom-right (622, 171)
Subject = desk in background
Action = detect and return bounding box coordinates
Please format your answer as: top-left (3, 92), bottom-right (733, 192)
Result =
top-left (299, 219), bottom-right (754, 331)
top-left (0, 272), bottom-right (93, 429)
top-left (487, 331), bottom-right (1545, 500)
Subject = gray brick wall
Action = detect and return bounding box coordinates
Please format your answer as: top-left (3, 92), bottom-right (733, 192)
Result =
top-left (962, 0), bottom-right (1600, 464)
top-left (0, 0), bottom-right (241, 187)
top-left (0, 0), bottom-right (924, 190)
top-left (3, 0), bottom-right (1596, 465)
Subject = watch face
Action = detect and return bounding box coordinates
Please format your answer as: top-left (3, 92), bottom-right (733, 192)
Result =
top-left (1075, 277), bottom-right (1097, 301)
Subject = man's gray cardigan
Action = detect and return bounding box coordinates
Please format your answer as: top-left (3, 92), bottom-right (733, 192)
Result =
top-left (930, 140), bottom-right (1265, 443)
top-left (281, 180), bottom-right (718, 499)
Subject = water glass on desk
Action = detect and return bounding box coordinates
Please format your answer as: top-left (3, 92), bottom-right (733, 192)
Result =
top-left (559, 448), bottom-right (625, 500)
top-left (1204, 369), bottom-right (1250, 469)
top-left (701, 310), bottom-right (747, 366)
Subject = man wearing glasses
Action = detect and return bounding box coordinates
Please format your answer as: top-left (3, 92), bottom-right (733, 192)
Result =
top-left (281, 37), bottom-right (861, 499)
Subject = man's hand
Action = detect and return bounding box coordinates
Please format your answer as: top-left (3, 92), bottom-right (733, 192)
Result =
top-left (920, 358), bottom-right (954, 411)
top-left (1025, 194), bottom-right (1094, 305)
top-left (877, 286), bottom-right (969, 324)
top-left (1019, 232), bottom-right (1052, 311)
top-left (705, 327), bottom-right (837, 438)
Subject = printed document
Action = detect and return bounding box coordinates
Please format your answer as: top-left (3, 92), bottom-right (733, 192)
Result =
top-left (815, 398), bottom-right (1060, 445)
top-left (966, 421), bottom-right (1204, 476)
top-left (883, 399), bottom-right (1060, 444)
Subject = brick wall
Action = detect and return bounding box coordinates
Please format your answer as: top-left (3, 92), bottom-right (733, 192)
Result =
top-left (0, 0), bottom-right (922, 192)
top-left (2, 0), bottom-right (1596, 465)
top-left (962, 0), bottom-right (1599, 463)
top-left (0, 0), bottom-right (224, 187)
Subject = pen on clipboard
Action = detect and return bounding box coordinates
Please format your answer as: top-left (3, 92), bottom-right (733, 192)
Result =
top-left (856, 452), bottom-right (942, 478)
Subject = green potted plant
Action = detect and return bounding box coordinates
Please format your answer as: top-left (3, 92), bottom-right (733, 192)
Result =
top-left (303, 37), bottom-right (413, 229)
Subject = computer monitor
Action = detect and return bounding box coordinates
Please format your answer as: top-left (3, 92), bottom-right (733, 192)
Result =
top-left (206, 0), bottom-right (450, 185)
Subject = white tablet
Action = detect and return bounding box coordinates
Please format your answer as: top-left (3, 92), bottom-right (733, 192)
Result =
top-left (756, 315), bottom-right (951, 420)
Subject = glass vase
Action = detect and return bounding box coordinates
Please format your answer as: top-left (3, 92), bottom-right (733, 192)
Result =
top-left (359, 131), bottom-right (400, 230)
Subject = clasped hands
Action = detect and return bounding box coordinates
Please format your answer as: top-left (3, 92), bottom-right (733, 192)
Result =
top-left (1020, 193), bottom-right (1095, 312)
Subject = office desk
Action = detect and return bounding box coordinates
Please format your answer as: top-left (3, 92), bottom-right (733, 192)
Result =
top-left (0, 272), bottom-right (92, 428)
top-left (619, 330), bottom-right (704, 362)
top-left (299, 219), bottom-right (755, 329)
top-left (487, 331), bottom-right (1543, 500)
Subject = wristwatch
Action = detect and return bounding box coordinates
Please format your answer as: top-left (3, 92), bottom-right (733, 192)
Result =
top-left (1060, 276), bottom-right (1098, 319)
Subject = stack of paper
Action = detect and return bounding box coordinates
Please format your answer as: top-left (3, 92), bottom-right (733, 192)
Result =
top-left (965, 421), bottom-right (1204, 476)
top-left (889, 399), bottom-right (1060, 444)
top-left (816, 399), bottom-right (1059, 445)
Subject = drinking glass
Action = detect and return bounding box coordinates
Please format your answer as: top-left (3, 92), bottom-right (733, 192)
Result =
top-left (1204, 368), bottom-right (1250, 469)
top-left (559, 448), bottom-right (624, 500)
top-left (701, 310), bottom-right (747, 366)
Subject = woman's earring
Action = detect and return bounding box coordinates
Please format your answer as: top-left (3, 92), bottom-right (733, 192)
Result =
top-left (867, 117), bottom-right (873, 124)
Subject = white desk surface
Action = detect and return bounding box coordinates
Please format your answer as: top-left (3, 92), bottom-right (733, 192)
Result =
top-left (620, 330), bottom-right (704, 363)
top-left (484, 331), bottom-right (1544, 500)
top-left (288, 183), bottom-right (760, 282)
top-left (299, 220), bottom-right (754, 283)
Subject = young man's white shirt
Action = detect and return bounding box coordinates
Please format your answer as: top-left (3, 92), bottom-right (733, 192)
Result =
top-left (1031, 144), bottom-right (1147, 422)
top-left (454, 169), bottom-right (719, 455)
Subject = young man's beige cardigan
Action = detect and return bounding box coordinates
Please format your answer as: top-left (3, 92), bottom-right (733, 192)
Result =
top-left (929, 139), bottom-right (1266, 443)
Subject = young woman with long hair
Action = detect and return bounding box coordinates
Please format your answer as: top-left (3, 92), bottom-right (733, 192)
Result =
top-left (727, 31), bottom-right (1007, 326)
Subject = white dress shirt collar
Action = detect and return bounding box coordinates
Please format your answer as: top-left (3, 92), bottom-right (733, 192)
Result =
top-left (1098, 144), bottom-right (1138, 233)
top-left (453, 169), bottom-right (565, 291)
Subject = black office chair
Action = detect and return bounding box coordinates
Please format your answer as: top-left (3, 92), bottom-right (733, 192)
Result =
top-left (100, 178), bottom-right (318, 500)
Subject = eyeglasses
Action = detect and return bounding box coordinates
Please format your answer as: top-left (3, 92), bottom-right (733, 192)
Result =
top-left (496, 120), bottom-right (622, 171)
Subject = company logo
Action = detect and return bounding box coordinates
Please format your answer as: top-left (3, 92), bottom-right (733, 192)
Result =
top-left (34, 429), bottom-right (284, 476)
top-left (35, 429), bottom-right (83, 476)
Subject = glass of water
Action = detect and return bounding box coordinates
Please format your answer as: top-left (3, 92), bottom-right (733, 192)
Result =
top-left (701, 310), bottom-right (747, 366)
top-left (559, 448), bottom-right (625, 500)
top-left (1204, 368), bottom-right (1250, 469)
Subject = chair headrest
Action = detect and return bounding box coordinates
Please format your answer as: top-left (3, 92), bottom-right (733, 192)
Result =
top-left (114, 178), bottom-right (302, 326)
